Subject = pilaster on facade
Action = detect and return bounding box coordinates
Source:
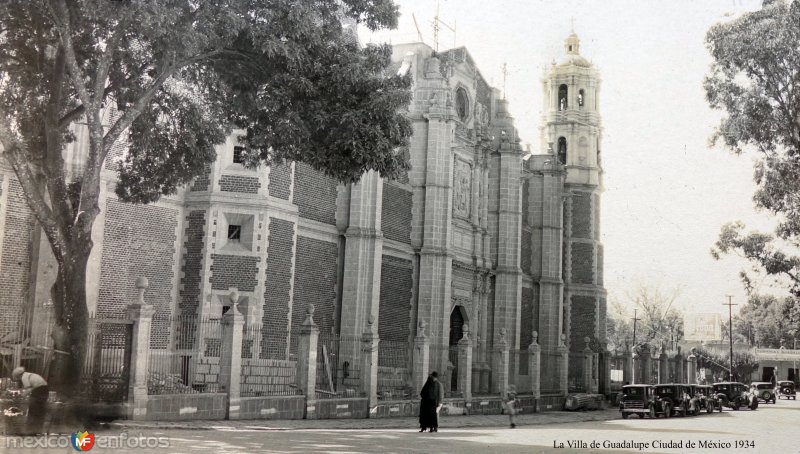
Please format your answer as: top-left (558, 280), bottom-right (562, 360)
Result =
top-left (340, 171), bottom-right (384, 345)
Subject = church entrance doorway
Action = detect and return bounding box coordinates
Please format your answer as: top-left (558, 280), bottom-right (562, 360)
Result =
top-left (449, 306), bottom-right (466, 393)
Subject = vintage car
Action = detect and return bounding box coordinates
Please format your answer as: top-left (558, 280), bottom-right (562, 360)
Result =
top-left (776, 380), bottom-right (796, 400)
top-left (653, 384), bottom-right (691, 417)
top-left (619, 384), bottom-right (669, 419)
top-left (750, 382), bottom-right (776, 404)
top-left (694, 384), bottom-right (718, 414)
top-left (713, 382), bottom-right (757, 410)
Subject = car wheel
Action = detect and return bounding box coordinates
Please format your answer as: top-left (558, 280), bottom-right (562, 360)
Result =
top-left (732, 398), bottom-right (740, 410)
top-left (706, 405), bottom-right (714, 414)
top-left (664, 403), bottom-right (672, 418)
top-left (762, 391), bottom-right (770, 401)
top-left (622, 412), bottom-right (629, 419)
top-left (638, 413), bottom-right (644, 419)
top-left (649, 405), bottom-right (656, 419)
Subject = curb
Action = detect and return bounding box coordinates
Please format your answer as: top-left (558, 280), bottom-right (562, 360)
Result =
top-left (107, 409), bottom-right (619, 432)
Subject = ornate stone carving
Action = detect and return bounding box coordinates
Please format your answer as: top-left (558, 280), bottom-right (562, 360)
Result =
top-left (453, 159), bottom-right (472, 219)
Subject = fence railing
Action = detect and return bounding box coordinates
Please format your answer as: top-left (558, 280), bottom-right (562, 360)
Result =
top-left (147, 314), bottom-right (222, 395)
top-left (540, 351), bottom-right (562, 394)
top-left (240, 325), bottom-right (299, 397)
top-left (377, 339), bottom-right (412, 401)
top-left (315, 333), bottom-right (365, 399)
top-left (509, 349), bottom-right (531, 394)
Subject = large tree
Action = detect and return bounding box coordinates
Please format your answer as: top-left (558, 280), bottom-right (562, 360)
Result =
top-left (0, 0), bottom-right (412, 393)
top-left (706, 1), bottom-right (800, 296)
top-left (606, 284), bottom-right (685, 353)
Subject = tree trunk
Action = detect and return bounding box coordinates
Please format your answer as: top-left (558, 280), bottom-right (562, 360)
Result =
top-left (48, 242), bottom-right (92, 396)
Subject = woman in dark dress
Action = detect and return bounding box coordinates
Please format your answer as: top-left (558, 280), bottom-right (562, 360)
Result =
top-left (419, 372), bottom-right (442, 432)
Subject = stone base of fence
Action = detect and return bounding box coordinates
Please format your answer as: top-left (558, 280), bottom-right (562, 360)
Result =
top-left (233, 395), bottom-right (305, 420)
top-left (140, 393), bottom-right (227, 421)
top-left (305, 397), bottom-right (369, 419)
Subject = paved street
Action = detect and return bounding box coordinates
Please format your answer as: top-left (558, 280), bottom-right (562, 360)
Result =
top-left (5, 399), bottom-right (800, 453)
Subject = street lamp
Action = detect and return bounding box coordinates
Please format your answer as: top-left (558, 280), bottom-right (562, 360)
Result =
top-left (724, 296), bottom-right (737, 381)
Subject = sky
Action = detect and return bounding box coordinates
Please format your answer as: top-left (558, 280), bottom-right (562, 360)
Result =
top-left (360, 0), bottom-right (780, 318)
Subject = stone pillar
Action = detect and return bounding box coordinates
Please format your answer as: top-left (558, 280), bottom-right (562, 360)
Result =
top-left (457, 323), bottom-right (473, 401)
top-left (492, 329), bottom-right (509, 395)
top-left (528, 331), bottom-right (541, 401)
top-left (296, 305), bottom-right (320, 401)
top-left (557, 334), bottom-right (569, 395)
top-left (413, 321), bottom-right (430, 393)
top-left (642, 350), bottom-right (652, 384)
top-left (621, 351), bottom-right (631, 384)
top-left (220, 288), bottom-right (245, 420)
top-left (127, 277), bottom-right (155, 420)
top-left (659, 349), bottom-right (669, 384)
top-left (688, 349), bottom-right (697, 385)
top-left (583, 337), bottom-right (593, 393)
top-left (362, 317), bottom-right (380, 411)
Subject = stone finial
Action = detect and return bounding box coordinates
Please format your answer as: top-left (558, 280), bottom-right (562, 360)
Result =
top-left (461, 323), bottom-right (470, 340)
top-left (499, 328), bottom-right (507, 341)
top-left (559, 333), bottom-right (567, 346)
top-left (418, 320), bottom-right (427, 337)
top-left (303, 304), bottom-right (316, 326)
top-left (584, 336), bottom-right (592, 352)
top-left (228, 288), bottom-right (240, 305)
top-left (368, 314), bottom-right (375, 327)
top-left (532, 331), bottom-right (539, 346)
top-left (134, 277), bottom-right (149, 305)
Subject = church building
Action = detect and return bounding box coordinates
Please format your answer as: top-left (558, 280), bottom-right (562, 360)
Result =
top-left (0, 33), bottom-right (607, 397)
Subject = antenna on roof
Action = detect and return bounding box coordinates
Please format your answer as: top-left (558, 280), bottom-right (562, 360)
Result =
top-left (412, 13), bottom-right (424, 43)
top-left (431, 1), bottom-right (455, 53)
top-left (502, 62), bottom-right (508, 99)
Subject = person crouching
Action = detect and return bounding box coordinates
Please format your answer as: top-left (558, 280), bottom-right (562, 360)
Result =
top-left (11, 367), bottom-right (49, 435)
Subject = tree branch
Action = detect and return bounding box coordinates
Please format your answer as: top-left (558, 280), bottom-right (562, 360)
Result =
top-left (47, 0), bottom-right (94, 116)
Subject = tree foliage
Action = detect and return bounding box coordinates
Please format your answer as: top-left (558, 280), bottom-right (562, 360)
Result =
top-left (724, 293), bottom-right (800, 348)
top-left (706, 1), bottom-right (800, 296)
top-left (606, 284), bottom-right (685, 353)
top-left (0, 0), bottom-right (411, 394)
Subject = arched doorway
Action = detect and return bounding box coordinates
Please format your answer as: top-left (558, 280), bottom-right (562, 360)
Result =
top-left (449, 306), bottom-right (466, 392)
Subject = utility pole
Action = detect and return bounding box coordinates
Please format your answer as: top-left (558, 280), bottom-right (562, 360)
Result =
top-left (631, 309), bottom-right (641, 383)
top-left (724, 296), bottom-right (737, 381)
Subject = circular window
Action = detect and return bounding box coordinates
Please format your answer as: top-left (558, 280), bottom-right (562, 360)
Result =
top-left (455, 87), bottom-right (469, 122)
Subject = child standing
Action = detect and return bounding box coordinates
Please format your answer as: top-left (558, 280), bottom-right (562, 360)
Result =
top-left (504, 385), bottom-right (518, 428)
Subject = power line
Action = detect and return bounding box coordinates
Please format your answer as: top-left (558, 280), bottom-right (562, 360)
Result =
top-left (723, 295), bottom-right (738, 381)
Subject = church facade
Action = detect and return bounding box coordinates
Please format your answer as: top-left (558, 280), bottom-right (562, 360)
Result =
top-left (0, 34), bottom-right (607, 396)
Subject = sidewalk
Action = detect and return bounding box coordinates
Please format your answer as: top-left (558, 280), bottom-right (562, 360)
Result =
top-left (109, 408), bottom-right (619, 432)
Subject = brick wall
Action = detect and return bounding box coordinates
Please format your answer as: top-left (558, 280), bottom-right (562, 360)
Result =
top-left (520, 286), bottom-right (535, 350)
top-left (292, 236), bottom-right (338, 339)
top-left (261, 218), bottom-right (294, 359)
top-left (268, 163), bottom-right (292, 200)
top-left (180, 210), bottom-right (206, 314)
top-left (570, 295), bottom-right (596, 351)
top-left (593, 193), bottom-right (600, 239)
top-left (520, 229), bottom-right (532, 275)
top-left (210, 254), bottom-right (260, 292)
top-left (294, 162), bottom-right (337, 225)
top-left (377, 255), bottom-right (412, 344)
top-left (381, 184), bottom-right (412, 244)
top-left (219, 175), bottom-right (260, 194)
top-left (598, 297), bottom-right (607, 342)
top-left (571, 243), bottom-right (594, 285)
top-left (0, 176), bottom-right (35, 337)
top-left (597, 244), bottom-right (604, 286)
top-left (571, 192), bottom-right (591, 239)
top-left (97, 200), bottom-right (179, 350)
top-left (191, 165), bottom-right (211, 192)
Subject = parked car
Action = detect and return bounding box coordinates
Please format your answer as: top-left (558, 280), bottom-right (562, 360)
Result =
top-left (713, 382), bottom-right (757, 410)
top-left (619, 384), bottom-right (669, 419)
top-left (750, 382), bottom-right (776, 404)
top-left (776, 381), bottom-right (796, 400)
top-left (694, 384), bottom-right (718, 414)
top-left (653, 384), bottom-right (690, 417)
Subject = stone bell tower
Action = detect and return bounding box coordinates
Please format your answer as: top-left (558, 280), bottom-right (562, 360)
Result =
top-left (539, 31), bottom-right (607, 356)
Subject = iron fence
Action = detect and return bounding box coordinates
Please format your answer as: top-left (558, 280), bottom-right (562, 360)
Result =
top-left (315, 333), bottom-right (365, 399)
top-left (568, 352), bottom-right (586, 393)
top-left (147, 314), bottom-right (222, 395)
top-left (80, 316), bottom-right (133, 403)
top-left (540, 351), bottom-right (562, 394)
top-left (377, 339), bottom-right (412, 401)
top-left (509, 349), bottom-right (531, 394)
top-left (470, 345), bottom-right (498, 396)
top-left (240, 325), bottom-right (299, 397)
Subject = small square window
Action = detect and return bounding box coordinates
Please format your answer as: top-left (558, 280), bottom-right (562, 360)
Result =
top-left (228, 225), bottom-right (241, 242)
top-left (233, 146), bottom-right (245, 164)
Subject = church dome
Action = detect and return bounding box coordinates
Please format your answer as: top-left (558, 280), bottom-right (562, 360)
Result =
top-left (555, 32), bottom-right (591, 67)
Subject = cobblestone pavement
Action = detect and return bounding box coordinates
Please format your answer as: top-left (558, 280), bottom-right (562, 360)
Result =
top-left (110, 408), bottom-right (619, 432)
